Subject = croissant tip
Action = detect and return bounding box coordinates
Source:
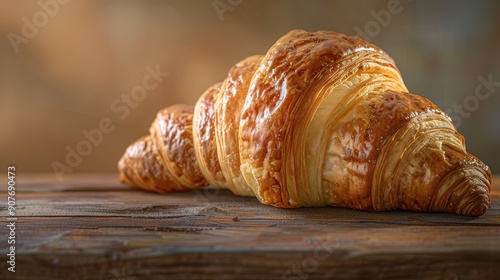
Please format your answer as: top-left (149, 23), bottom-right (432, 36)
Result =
top-left (465, 202), bottom-right (489, 217)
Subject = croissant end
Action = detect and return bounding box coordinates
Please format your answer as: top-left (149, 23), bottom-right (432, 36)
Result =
top-left (432, 157), bottom-right (492, 217)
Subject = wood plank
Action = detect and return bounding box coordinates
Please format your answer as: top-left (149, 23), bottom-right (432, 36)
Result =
top-left (0, 174), bottom-right (499, 279)
top-left (4, 173), bottom-right (131, 192)
top-left (1, 189), bottom-right (499, 225)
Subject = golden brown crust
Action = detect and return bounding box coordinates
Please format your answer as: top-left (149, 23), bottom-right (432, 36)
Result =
top-left (239, 30), bottom-right (400, 207)
top-left (150, 104), bottom-right (207, 189)
top-left (370, 95), bottom-right (492, 216)
top-left (193, 83), bottom-right (227, 189)
top-left (118, 136), bottom-right (181, 192)
top-left (430, 154), bottom-right (491, 216)
top-left (118, 29), bottom-right (491, 216)
top-left (215, 55), bottom-right (264, 196)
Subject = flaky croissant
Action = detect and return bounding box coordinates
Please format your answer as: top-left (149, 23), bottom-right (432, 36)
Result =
top-left (118, 30), bottom-right (492, 216)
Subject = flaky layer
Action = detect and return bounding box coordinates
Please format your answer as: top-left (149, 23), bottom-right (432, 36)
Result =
top-left (239, 30), bottom-right (401, 207)
top-left (193, 83), bottom-right (227, 189)
top-left (150, 104), bottom-right (206, 189)
top-left (118, 29), bottom-right (492, 216)
top-left (215, 55), bottom-right (264, 196)
top-left (118, 136), bottom-right (180, 192)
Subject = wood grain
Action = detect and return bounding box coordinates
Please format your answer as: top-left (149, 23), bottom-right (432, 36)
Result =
top-left (0, 174), bottom-right (499, 279)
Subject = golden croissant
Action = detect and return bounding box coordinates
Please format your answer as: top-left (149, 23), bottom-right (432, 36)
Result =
top-left (118, 30), bottom-right (491, 217)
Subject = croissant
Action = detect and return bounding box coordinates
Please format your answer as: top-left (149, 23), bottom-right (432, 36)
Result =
top-left (118, 30), bottom-right (492, 217)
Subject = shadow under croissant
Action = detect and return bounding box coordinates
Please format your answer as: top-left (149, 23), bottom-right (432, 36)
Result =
top-left (117, 29), bottom-right (492, 217)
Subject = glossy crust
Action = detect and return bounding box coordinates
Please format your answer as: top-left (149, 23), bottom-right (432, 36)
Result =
top-left (118, 29), bottom-right (492, 216)
top-left (215, 55), bottom-right (264, 196)
top-left (149, 104), bottom-right (206, 189)
top-left (239, 30), bottom-right (402, 207)
top-left (118, 135), bottom-right (179, 192)
top-left (193, 83), bottom-right (227, 189)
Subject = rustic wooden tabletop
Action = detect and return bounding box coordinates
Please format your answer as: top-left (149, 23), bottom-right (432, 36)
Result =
top-left (0, 174), bottom-right (499, 280)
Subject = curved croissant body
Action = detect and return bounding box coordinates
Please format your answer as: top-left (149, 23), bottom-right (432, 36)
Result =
top-left (118, 30), bottom-right (491, 216)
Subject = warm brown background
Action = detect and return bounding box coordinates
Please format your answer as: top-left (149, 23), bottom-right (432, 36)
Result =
top-left (0, 0), bottom-right (499, 178)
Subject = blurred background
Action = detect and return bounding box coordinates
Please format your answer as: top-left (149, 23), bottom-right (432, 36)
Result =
top-left (0, 0), bottom-right (499, 178)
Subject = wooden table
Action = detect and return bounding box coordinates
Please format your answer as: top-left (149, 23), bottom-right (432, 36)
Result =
top-left (0, 174), bottom-right (499, 280)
